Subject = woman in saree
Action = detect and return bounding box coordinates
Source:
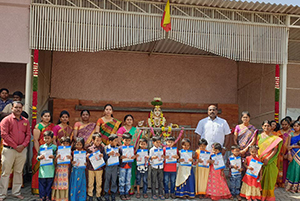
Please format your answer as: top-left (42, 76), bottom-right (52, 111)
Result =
top-left (270, 120), bottom-right (280, 135)
top-left (73, 110), bottom-right (96, 145)
top-left (117, 114), bottom-right (142, 195)
top-left (258, 120), bottom-right (282, 201)
top-left (234, 111), bottom-right (257, 157)
top-left (31, 110), bottom-right (55, 194)
top-left (276, 117), bottom-right (293, 187)
top-left (53, 110), bottom-right (73, 146)
top-left (95, 104), bottom-right (121, 145)
top-left (285, 121), bottom-right (300, 193)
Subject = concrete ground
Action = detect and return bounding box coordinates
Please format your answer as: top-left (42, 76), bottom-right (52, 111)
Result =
top-left (3, 182), bottom-right (300, 201)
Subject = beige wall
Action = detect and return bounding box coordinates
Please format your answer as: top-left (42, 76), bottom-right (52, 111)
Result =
top-left (237, 62), bottom-right (275, 127)
top-left (51, 51), bottom-right (238, 104)
top-left (0, 62), bottom-right (26, 93)
top-left (0, 0), bottom-right (30, 63)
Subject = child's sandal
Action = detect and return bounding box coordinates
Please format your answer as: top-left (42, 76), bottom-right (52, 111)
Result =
top-left (136, 193), bottom-right (141, 199)
top-left (143, 193), bottom-right (148, 199)
top-left (158, 195), bottom-right (165, 200)
top-left (152, 195), bottom-right (158, 200)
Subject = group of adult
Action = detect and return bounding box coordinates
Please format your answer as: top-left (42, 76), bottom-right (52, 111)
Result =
top-left (0, 88), bottom-right (29, 201)
top-left (195, 105), bottom-right (299, 201)
top-left (31, 104), bottom-right (142, 195)
top-left (0, 96), bottom-right (297, 201)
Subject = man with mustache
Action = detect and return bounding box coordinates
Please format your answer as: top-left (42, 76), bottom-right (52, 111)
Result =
top-left (0, 101), bottom-right (30, 200)
top-left (195, 105), bottom-right (231, 151)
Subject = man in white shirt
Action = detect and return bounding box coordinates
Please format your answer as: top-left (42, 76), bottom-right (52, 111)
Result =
top-left (195, 105), bottom-right (231, 151)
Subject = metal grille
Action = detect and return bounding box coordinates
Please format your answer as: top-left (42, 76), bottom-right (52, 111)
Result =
top-left (30, 1), bottom-right (289, 64)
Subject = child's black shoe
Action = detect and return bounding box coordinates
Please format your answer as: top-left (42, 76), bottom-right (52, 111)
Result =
top-left (97, 196), bottom-right (104, 201)
top-left (88, 196), bottom-right (94, 201)
top-left (111, 193), bottom-right (116, 201)
top-left (104, 193), bottom-right (110, 201)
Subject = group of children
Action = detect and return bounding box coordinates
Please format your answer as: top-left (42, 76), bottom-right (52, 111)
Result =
top-left (37, 131), bottom-right (263, 201)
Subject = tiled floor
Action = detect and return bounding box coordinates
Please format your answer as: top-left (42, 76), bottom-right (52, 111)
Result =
top-left (3, 181), bottom-right (300, 201)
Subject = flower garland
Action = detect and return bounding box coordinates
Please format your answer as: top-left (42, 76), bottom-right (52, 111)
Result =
top-left (150, 127), bottom-right (185, 147)
top-left (161, 126), bottom-right (172, 137)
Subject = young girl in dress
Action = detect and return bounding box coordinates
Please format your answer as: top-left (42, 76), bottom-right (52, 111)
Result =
top-left (206, 143), bottom-right (231, 200)
top-left (70, 138), bottom-right (87, 201)
top-left (52, 137), bottom-right (72, 201)
top-left (240, 145), bottom-right (262, 201)
top-left (175, 138), bottom-right (195, 199)
top-left (195, 138), bottom-right (210, 198)
top-left (285, 121), bottom-right (300, 193)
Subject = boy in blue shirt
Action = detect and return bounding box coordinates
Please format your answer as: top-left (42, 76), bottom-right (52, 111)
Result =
top-left (103, 134), bottom-right (120, 201)
top-left (119, 133), bottom-right (137, 200)
top-left (37, 131), bottom-right (57, 201)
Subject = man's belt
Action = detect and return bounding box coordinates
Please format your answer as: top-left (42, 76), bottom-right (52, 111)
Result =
top-left (3, 145), bottom-right (14, 149)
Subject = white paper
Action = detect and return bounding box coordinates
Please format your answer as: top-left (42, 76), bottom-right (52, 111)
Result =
top-left (229, 156), bottom-right (242, 175)
top-left (57, 146), bottom-right (71, 164)
top-left (246, 159), bottom-right (263, 178)
top-left (89, 150), bottom-right (105, 170)
top-left (180, 150), bottom-right (193, 166)
top-left (198, 150), bottom-right (210, 168)
top-left (73, 151), bottom-right (86, 168)
top-left (211, 152), bottom-right (225, 170)
top-left (122, 146), bottom-right (134, 163)
top-left (40, 147), bottom-right (53, 166)
top-left (107, 147), bottom-right (120, 166)
top-left (153, 148), bottom-right (163, 166)
top-left (136, 149), bottom-right (148, 166)
top-left (166, 147), bottom-right (177, 164)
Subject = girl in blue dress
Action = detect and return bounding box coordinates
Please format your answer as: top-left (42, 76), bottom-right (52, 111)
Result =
top-left (70, 137), bottom-right (87, 201)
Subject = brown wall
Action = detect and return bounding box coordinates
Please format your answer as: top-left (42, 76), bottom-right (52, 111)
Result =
top-left (0, 62), bottom-right (26, 94)
top-left (237, 62), bottom-right (275, 127)
top-left (287, 63), bottom-right (300, 109)
top-left (51, 98), bottom-right (239, 129)
top-left (50, 51), bottom-right (238, 104)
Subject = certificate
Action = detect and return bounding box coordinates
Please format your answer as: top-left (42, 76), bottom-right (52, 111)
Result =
top-left (107, 147), bottom-right (120, 166)
top-left (122, 146), bottom-right (134, 163)
top-left (229, 156), bottom-right (242, 175)
top-left (246, 159), bottom-right (263, 178)
top-left (136, 149), bottom-right (148, 166)
top-left (57, 146), bottom-right (71, 165)
top-left (40, 147), bottom-right (53, 166)
top-left (180, 150), bottom-right (193, 166)
top-left (198, 150), bottom-right (210, 168)
top-left (153, 148), bottom-right (163, 166)
top-left (89, 150), bottom-right (105, 170)
top-left (166, 147), bottom-right (177, 164)
top-left (73, 151), bottom-right (86, 168)
top-left (211, 152), bottom-right (225, 170)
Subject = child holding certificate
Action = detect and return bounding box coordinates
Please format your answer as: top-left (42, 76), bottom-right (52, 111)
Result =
top-left (195, 138), bottom-right (210, 198)
top-left (52, 137), bottom-right (72, 201)
top-left (175, 138), bottom-right (195, 199)
top-left (136, 138), bottom-right (149, 199)
top-left (37, 131), bottom-right (57, 201)
top-left (103, 134), bottom-right (120, 201)
top-left (149, 136), bottom-right (164, 200)
top-left (226, 145), bottom-right (243, 201)
top-left (163, 136), bottom-right (179, 199)
top-left (70, 138), bottom-right (87, 201)
top-left (86, 132), bottom-right (105, 201)
top-left (240, 145), bottom-right (262, 201)
top-left (206, 143), bottom-right (231, 200)
top-left (119, 133), bottom-right (137, 200)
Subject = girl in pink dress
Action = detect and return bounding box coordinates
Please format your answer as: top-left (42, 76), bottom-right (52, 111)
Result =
top-left (206, 143), bottom-right (232, 200)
